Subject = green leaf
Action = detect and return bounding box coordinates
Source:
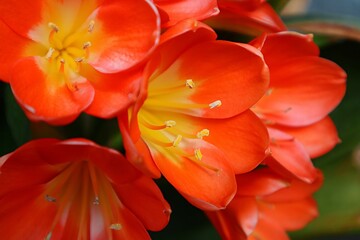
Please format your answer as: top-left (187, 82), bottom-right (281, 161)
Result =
top-left (4, 85), bottom-right (31, 147)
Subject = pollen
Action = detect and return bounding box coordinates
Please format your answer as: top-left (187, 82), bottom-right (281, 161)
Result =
top-left (48, 22), bottom-right (59, 32)
top-left (185, 79), bottom-right (195, 89)
top-left (209, 100), bottom-right (222, 109)
top-left (83, 41), bottom-right (92, 49)
top-left (194, 149), bottom-right (203, 161)
top-left (172, 135), bottom-right (182, 147)
top-left (165, 120), bottom-right (176, 127)
top-left (88, 20), bottom-right (95, 33)
top-left (45, 47), bottom-right (55, 60)
top-left (110, 223), bottom-right (122, 230)
top-left (197, 129), bottom-right (210, 139)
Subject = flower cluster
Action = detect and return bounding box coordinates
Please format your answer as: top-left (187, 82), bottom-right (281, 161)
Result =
top-left (0, 0), bottom-right (346, 239)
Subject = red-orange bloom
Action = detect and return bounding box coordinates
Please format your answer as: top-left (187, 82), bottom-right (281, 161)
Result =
top-left (206, 167), bottom-right (323, 240)
top-left (206, 0), bottom-right (286, 36)
top-left (154, 0), bottom-right (219, 27)
top-left (0, 139), bottom-right (170, 239)
top-left (251, 32), bottom-right (346, 182)
top-left (119, 20), bottom-right (270, 210)
top-left (0, 0), bottom-right (160, 124)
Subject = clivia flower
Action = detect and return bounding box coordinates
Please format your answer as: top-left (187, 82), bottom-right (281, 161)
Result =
top-left (119, 20), bottom-right (270, 210)
top-left (0, 0), bottom-right (160, 124)
top-left (206, 167), bottom-right (323, 240)
top-left (205, 0), bottom-right (287, 36)
top-left (0, 138), bottom-right (170, 240)
top-left (250, 32), bottom-right (346, 182)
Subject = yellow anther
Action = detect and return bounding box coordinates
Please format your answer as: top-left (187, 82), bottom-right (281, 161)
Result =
top-left (172, 135), bottom-right (182, 147)
top-left (48, 22), bottom-right (59, 32)
top-left (185, 79), bottom-right (195, 89)
top-left (110, 224), bottom-right (122, 230)
top-left (45, 47), bottom-right (55, 60)
top-left (194, 149), bottom-right (203, 161)
top-left (209, 100), bottom-right (222, 109)
top-left (197, 129), bottom-right (210, 139)
top-left (74, 57), bottom-right (84, 63)
top-left (165, 120), bottom-right (176, 128)
top-left (88, 20), bottom-right (95, 32)
top-left (83, 41), bottom-right (92, 49)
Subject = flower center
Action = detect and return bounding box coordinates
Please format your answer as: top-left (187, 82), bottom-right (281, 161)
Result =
top-left (43, 161), bottom-right (124, 238)
top-left (44, 21), bottom-right (95, 91)
top-left (137, 78), bottom-right (221, 172)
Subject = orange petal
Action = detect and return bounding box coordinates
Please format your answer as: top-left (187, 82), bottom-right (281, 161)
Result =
top-left (151, 139), bottom-right (237, 210)
top-left (251, 213), bottom-right (290, 240)
top-left (263, 169), bottom-right (323, 202)
top-left (259, 198), bottom-right (318, 231)
top-left (274, 117), bottom-right (340, 158)
top-left (206, 0), bottom-right (286, 36)
top-left (202, 110), bottom-right (269, 173)
top-left (229, 197), bottom-right (259, 236)
top-left (206, 210), bottom-right (248, 239)
top-left (0, 0), bottom-right (43, 39)
top-left (114, 176), bottom-right (171, 231)
top-left (0, 20), bottom-right (40, 82)
top-left (267, 127), bottom-right (318, 183)
top-left (155, 0), bottom-right (219, 27)
top-left (235, 168), bottom-right (289, 197)
top-left (255, 57), bottom-right (346, 126)
top-left (251, 32), bottom-right (319, 66)
top-left (82, 64), bottom-right (143, 118)
top-left (87, 0), bottom-right (160, 73)
top-left (151, 40), bottom-right (269, 118)
top-left (10, 57), bottom-right (94, 125)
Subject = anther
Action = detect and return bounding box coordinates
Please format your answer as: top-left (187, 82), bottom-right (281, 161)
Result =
top-left (165, 120), bottom-right (176, 128)
top-left (209, 100), bottom-right (222, 109)
top-left (74, 57), bottom-right (84, 63)
top-left (59, 59), bottom-right (65, 73)
top-left (88, 20), bottom-right (95, 32)
top-left (45, 194), bottom-right (56, 202)
top-left (194, 149), bottom-right (203, 161)
top-left (48, 22), bottom-right (59, 32)
top-left (83, 41), bottom-right (92, 49)
top-left (45, 47), bottom-right (55, 60)
top-left (185, 79), bottom-right (195, 89)
top-left (93, 197), bottom-right (100, 205)
top-left (172, 135), bottom-right (182, 147)
top-left (110, 224), bottom-right (122, 230)
top-left (197, 129), bottom-right (210, 139)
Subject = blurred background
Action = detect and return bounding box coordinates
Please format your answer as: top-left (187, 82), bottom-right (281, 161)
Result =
top-left (1, 0), bottom-right (359, 239)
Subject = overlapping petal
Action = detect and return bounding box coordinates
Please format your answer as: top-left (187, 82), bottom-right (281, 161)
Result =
top-left (154, 0), bottom-right (219, 27)
top-left (206, 0), bottom-right (286, 36)
top-left (0, 139), bottom-right (170, 239)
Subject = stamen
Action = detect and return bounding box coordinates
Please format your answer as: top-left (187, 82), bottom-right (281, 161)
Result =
top-left (165, 120), bottom-right (176, 128)
top-left (83, 41), bottom-right (92, 58)
top-left (209, 100), bottom-right (222, 109)
top-left (172, 135), bottom-right (182, 147)
top-left (197, 129), bottom-right (210, 139)
top-left (59, 59), bottom-right (65, 73)
top-left (110, 224), bottom-right (122, 230)
top-left (93, 197), bottom-right (100, 205)
top-left (88, 163), bottom-right (100, 204)
top-left (48, 22), bottom-right (59, 32)
top-left (45, 47), bottom-right (55, 60)
top-left (185, 79), bottom-right (195, 89)
top-left (45, 194), bottom-right (56, 202)
top-left (194, 149), bottom-right (203, 161)
top-left (88, 20), bottom-right (95, 33)
top-left (83, 41), bottom-right (92, 49)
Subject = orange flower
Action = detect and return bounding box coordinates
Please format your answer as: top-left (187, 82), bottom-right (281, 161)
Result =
top-left (0, 138), bottom-right (170, 240)
top-left (0, 0), bottom-right (160, 124)
top-left (206, 167), bottom-right (323, 240)
top-left (153, 0), bottom-right (219, 27)
top-left (205, 0), bottom-right (286, 36)
top-left (251, 32), bottom-right (346, 182)
top-left (119, 20), bottom-right (270, 210)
